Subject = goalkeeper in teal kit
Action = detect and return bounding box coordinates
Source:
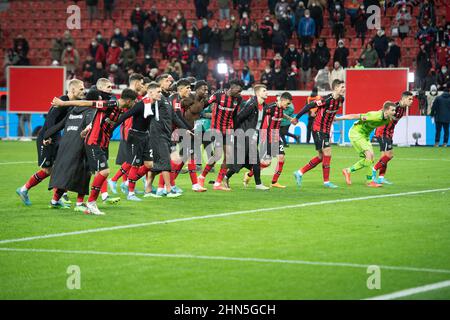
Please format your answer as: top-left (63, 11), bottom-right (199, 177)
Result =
top-left (335, 101), bottom-right (397, 187)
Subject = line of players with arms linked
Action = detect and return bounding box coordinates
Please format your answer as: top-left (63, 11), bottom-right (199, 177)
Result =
top-left (15, 72), bottom-right (414, 215)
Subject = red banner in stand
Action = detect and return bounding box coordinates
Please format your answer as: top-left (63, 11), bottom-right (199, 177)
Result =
top-left (7, 66), bottom-right (66, 113)
top-left (344, 68), bottom-right (409, 114)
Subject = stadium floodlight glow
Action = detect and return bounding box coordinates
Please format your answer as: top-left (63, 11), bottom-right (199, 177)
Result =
top-left (408, 72), bottom-right (415, 83)
top-left (217, 62), bottom-right (228, 75)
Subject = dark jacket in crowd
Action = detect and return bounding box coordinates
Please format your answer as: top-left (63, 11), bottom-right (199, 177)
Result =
top-left (313, 44), bottom-right (330, 70)
top-left (431, 92), bottom-right (450, 123)
top-left (333, 46), bottom-right (349, 68)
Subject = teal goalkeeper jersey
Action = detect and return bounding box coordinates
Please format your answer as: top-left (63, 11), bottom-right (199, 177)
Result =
top-left (280, 103), bottom-right (295, 127)
top-left (350, 111), bottom-right (391, 138)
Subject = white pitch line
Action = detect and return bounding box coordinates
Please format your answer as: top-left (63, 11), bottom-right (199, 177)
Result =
top-left (1, 247), bottom-right (450, 275)
top-left (0, 157), bottom-right (117, 165)
top-left (288, 155), bottom-right (450, 162)
top-left (0, 161), bottom-right (36, 165)
top-left (365, 280), bottom-right (450, 300)
top-left (1, 187), bottom-right (449, 245)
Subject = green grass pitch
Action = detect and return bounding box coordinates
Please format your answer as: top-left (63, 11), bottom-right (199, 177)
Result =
top-left (0, 140), bottom-right (449, 299)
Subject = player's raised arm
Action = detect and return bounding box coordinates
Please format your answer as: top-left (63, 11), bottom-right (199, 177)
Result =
top-left (51, 97), bottom-right (118, 109)
top-left (335, 114), bottom-right (361, 121)
top-left (295, 100), bottom-right (319, 120)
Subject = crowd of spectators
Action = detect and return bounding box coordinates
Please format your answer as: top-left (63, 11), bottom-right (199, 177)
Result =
top-left (3, 0), bottom-right (449, 97)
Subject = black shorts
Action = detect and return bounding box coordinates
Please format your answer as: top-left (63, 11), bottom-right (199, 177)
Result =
top-left (312, 131), bottom-right (331, 151)
top-left (377, 136), bottom-right (393, 152)
top-left (264, 139), bottom-right (285, 158)
top-left (85, 144), bottom-right (109, 173)
top-left (115, 139), bottom-right (129, 165)
top-left (127, 130), bottom-right (153, 166)
top-left (150, 138), bottom-right (172, 172)
top-left (37, 139), bottom-right (58, 169)
top-left (177, 134), bottom-right (198, 159)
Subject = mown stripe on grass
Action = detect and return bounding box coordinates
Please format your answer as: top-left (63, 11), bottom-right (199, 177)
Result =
top-left (1, 247), bottom-right (450, 275)
top-left (1, 187), bottom-right (449, 245)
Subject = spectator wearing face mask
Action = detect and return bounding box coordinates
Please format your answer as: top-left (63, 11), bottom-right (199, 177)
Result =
top-left (238, 23), bottom-right (251, 62)
top-left (260, 15), bottom-right (274, 54)
top-left (331, 3), bottom-right (346, 45)
top-left (260, 66), bottom-right (274, 89)
top-left (284, 43), bottom-right (301, 67)
top-left (240, 66), bottom-right (255, 89)
top-left (373, 28), bottom-right (389, 67)
top-left (278, 11), bottom-right (294, 40)
top-left (312, 38), bottom-right (330, 70)
top-left (249, 23), bottom-right (263, 63)
top-left (272, 23), bottom-right (287, 55)
top-left (191, 54), bottom-right (209, 80)
top-left (240, 11), bottom-right (251, 29)
top-left (395, 5), bottom-right (412, 40)
top-left (437, 65), bottom-right (449, 91)
top-left (130, 5), bottom-right (148, 32)
top-left (119, 40), bottom-right (137, 70)
top-left (359, 42), bottom-right (379, 68)
top-left (385, 38), bottom-right (401, 67)
top-left (106, 40), bottom-right (122, 67)
top-left (159, 20), bottom-right (172, 59)
top-left (298, 9), bottom-right (316, 47)
top-left (333, 39), bottom-right (349, 68)
top-left (167, 38), bottom-right (181, 60)
top-left (295, 2), bottom-right (306, 30)
top-left (354, 3), bottom-right (368, 46)
top-left (182, 30), bottom-right (200, 57)
top-left (89, 38), bottom-right (106, 65)
top-left (142, 53), bottom-right (158, 73)
top-left (300, 45), bottom-right (313, 88)
top-left (221, 22), bottom-right (237, 61)
top-left (61, 44), bottom-right (80, 75)
top-left (309, 1), bottom-right (323, 37)
top-left (127, 24), bottom-right (142, 54)
top-left (199, 19), bottom-right (212, 56)
top-left (427, 84), bottom-right (439, 115)
top-left (111, 28), bottom-right (125, 48)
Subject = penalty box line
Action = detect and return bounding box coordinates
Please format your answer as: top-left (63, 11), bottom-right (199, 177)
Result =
top-left (0, 187), bottom-right (449, 245)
